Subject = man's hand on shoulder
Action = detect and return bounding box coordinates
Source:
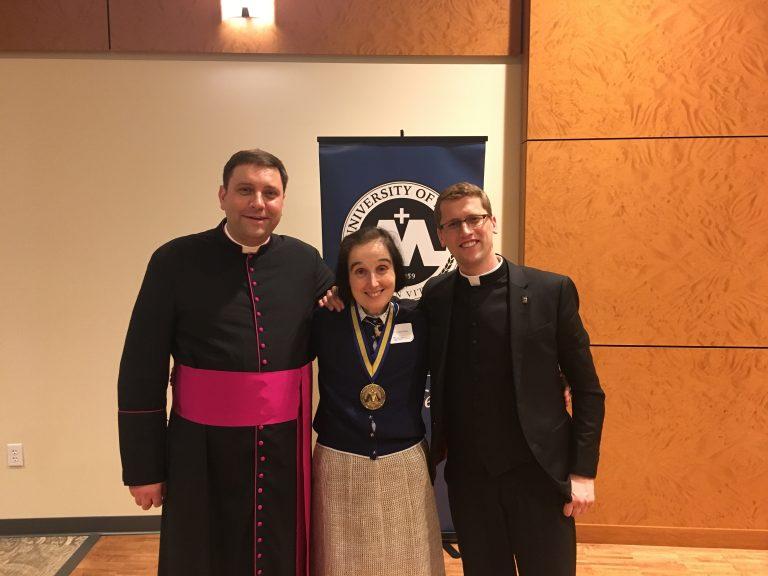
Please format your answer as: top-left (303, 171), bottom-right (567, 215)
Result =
top-left (318, 286), bottom-right (345, 312)
top-left (563, 474), bottom-right (595, 517)
top-left (129, 482), bottom-right (165, 510)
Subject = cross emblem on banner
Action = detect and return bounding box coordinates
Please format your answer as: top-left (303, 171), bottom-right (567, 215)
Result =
top-left (393, 208), bottom-right (411, 224)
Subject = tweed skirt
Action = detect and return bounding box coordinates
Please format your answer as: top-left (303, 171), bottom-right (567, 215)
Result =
top-left (311, 442), bottom-right (445, 576)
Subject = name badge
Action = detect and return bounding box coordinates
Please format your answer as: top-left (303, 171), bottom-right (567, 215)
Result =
top-left (391, 323), bottom-right (414, 344)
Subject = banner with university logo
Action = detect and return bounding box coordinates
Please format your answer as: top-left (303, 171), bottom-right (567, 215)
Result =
top-left (317, 135), bottom-right (487, 540)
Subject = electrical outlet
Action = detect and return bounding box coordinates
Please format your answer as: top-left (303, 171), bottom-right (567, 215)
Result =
top-left (7, 443), bottom-right (24, 467)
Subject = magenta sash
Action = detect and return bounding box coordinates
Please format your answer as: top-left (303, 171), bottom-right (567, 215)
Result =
top-left (172, 363), bottom-right (312, 576)
top-left (172, 364), bottom-right (304, 427)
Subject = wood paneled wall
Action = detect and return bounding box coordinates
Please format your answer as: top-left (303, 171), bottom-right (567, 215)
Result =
top-left (522, 0), bottom-right (768, 548)
top-left (525, 138), bottom-right (768, 347)
top-left (0, 1), bottom-right (108, 52)
top-left (526, 0), bottom-right (768, 139)
top-left (0, 0), bottom-right (521, 56)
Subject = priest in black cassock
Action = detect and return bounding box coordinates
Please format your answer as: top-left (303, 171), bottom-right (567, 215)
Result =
top-left (118, 149), bottom-right (334, 576)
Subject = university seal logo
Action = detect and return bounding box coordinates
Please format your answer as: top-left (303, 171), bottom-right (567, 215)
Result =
top-left (342, 181), bottom-right (455, 299)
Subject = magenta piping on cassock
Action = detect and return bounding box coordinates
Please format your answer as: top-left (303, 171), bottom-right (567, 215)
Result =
top-left (296, 364), bottom-right (311, 576)
top-left (171, 363), bottom-right (312, 576)
top-left (245, 256), bottom-right (263, 369)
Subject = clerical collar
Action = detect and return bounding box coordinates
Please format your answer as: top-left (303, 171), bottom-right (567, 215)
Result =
top-left (223, 222), bottom-right (271, 254)
top-left (356, 302), bottom-right (390, 324)
top-left (459, 256), bottom-right (504, 286)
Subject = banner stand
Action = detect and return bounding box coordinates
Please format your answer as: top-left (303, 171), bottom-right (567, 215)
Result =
top-left (318, 134), bottom-right (488, 549)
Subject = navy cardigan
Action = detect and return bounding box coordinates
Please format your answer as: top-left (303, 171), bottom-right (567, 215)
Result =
top-left (311, 299), bottom-right (428, 458)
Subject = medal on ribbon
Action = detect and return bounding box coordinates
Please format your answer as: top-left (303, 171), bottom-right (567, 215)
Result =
top-left (351, 302), bottom-right (395, 410)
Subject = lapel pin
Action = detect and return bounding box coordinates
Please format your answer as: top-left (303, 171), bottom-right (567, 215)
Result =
top-left (522, 295), bottom-right (529, 305)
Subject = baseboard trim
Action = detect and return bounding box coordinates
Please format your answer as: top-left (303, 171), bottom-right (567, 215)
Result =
top-left (0, 516), bottom-right (161, 536)
top-left (577, 523), bottom-right (768, 550)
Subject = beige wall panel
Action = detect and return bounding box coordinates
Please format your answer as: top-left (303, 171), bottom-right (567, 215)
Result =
top-left (524, 138), bottom-right (768, 347)
top-left (109, 0), bottom-right (519, 56)
top-left (0, 56), bottom-right (518, 519)
top-left (0, 1), bottom-right (108, 51)
top-left (526, 0), bottom-right (768, 139)
top-left (587, 347), bottom-right (768, 530)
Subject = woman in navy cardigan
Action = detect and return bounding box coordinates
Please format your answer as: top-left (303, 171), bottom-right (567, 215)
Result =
top-left (310, 227), bottom-right (444, 576)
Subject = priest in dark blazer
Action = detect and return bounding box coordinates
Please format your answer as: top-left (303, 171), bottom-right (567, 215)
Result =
top-left (420, 182), bottom-right (605, 576)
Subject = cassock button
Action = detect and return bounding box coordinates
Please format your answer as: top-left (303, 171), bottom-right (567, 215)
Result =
top-left (258, 440), bottom-right (264, 446)
top-left (258, 488), bottom-right (263, 493)
top-left (249, 267), bottom-right (254, 272)
top-left (257, 570), bottom-right (263, 575)
top-left (262, 359), bottom-right (268, 365)
top-left (257, 504), bottom-right (263, 510)
top-left (257, 537), bottom-right (263, 543)
top-left (258, 327), bottom-right (264, 333)
top-left (254, 296), bottom-right (260, 302)
top-left (260, 455), bottom-right (266, 462)
top-left (257, 522), bottom-right (263, 528)
top-left (260, 343), bottom-right (266, 349)
top-left (258, 473), bottom-right (264, 478)
top-left (252, 281), bottom-right (257, 285)
top-left (257, 552), bottom-right (263, 558)
top-left (256, 311), bottom-right (262, 317)
top-left (258, 425), bottom-right (264, 430)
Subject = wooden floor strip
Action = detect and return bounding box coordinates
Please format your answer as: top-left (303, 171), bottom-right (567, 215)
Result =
top-left (67, 534), bottom-right (768, 575)
top-left (55, 535), bottom-right (100, 576)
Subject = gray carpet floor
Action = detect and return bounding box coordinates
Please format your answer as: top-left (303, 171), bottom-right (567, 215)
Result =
top-left (0, 535), bottom-right (92, 576)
